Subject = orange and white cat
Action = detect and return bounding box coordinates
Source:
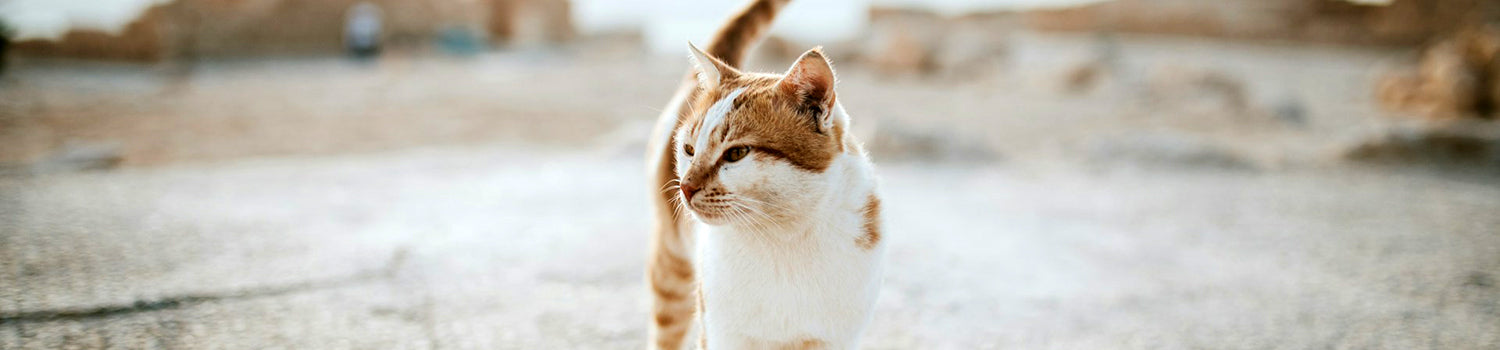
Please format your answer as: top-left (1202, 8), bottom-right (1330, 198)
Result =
top-left (644, 1), bottom-right (884, 349)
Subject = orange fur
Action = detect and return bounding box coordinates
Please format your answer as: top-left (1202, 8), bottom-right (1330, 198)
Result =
top-left (779, 339), bottom-right (829, 350)
top-left (735, 337), bottom-right (830, 350)
top-left (681, 50), bottom-right (843, 176)
top-left (646, 1), bottom-right (791, 349)
top-left (673, 49), bottom-right (845, 227)
top-left (857, 194), bottom-right (881, 250)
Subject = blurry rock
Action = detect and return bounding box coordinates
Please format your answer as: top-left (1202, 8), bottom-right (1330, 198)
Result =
top-left (1025, 0), bottom-right (1499, 46)
top-left (0, 22), bottom-right (9, 74)
top-left (867, 30), bottom-right (930, 75)
top-left (571, 30), bottom-right (646, 62)
top-left (751, 35), bottom-right (861, 72)
top-left (1271, 94), bottom-right (1307, 126)
top-left (1348, 0), bottom-right (1499, 45)
top-left (861, 8), bottom-right (943, 77)
top-left (752, 36), bottom-right (802, 69)
top-left (931, 12), bottom-right (1015, 80)
top-left (863, 118), bottom-right (999, 163)
top-left (1026, 0), bottom-right (1296, 40)
top-left (1061, 60), bottom-right (1103, 94)
top-left (1467, 25), bottom-right (1500, 116)
top-left (1342, 121), bottom-right (1500, 166)
top-left (29, 142), bottom-right (124, 175)
top-left (437, 24), bottom-right (487, 56)
top-left (1085, 133), bottom-right (1256, 170)
top-left (1377, 24), bottom-right (1500, 120)
top-left (1145, 65), bottom-right (1249, 113)
top-left (1467, 272), bottom-right (1496, 289)
top-left (488, 0), bottom-right (574, 47)
top-left (858, 7), bottom-right (1014, 80)
top-left (1059, 33), bottom-right (1123, 94)
top-left (1377, 72), bottom-right (1425, 114)
top-left (1415, 41), bottom-right (1479, 118)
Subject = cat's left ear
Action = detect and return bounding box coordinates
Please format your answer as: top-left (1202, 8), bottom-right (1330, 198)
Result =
top-left (688, 42), bottom-right (737, 88)
top-left (778, 47), bottom-right (837, 133)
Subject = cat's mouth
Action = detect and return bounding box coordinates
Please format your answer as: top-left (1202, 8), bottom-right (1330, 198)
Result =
top-left (683, 191), bottom-right (758, 226)
top-left (686, 199), bottom-right (736, 225)
top-left (686, 194), bottom-right (784, 228)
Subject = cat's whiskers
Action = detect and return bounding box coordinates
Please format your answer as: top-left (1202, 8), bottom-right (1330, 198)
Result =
top-left (730, 199), bottom-right (772, 227)
top-left (666, 187), bottom-right (690, 220)
top-left (745, 195), bottom-right (840, 240)
top-left (728, 200), bottom-right (780, 239)
top-left (659, 179), bottom-right (682, 194)
top-left (727, 203), bottom-right (772, 240)
top-left (733, 196), bottom-right (793, 216)
top-left (731, 196), bottom-right (800, 232)
top-left (744, 205), bottom-right (788, 241)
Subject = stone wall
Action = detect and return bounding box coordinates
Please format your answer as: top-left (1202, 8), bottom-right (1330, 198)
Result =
top-left (11, 0), bottom-right (573, 61)
top-left (1026, 0), bottom-right (1500, 46)
top-left (171, 0), bottom-right (487, 57)
top-left (487, 0), bottom-right (573, 46)
top-left (11, 5), bottom-right (172, 61)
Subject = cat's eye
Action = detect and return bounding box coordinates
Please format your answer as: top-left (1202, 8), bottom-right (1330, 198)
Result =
top-left (684, 144), bottom-right (695, 156)
top-left (722, 146), bottom-right (750, 162)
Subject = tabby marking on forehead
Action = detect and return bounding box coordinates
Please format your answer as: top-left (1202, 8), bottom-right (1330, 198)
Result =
top-left (696, 87), bottom-right (746, 151)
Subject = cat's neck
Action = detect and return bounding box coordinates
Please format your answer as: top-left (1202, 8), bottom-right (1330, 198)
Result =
top-left (810, 103), bottom-right (876, 228)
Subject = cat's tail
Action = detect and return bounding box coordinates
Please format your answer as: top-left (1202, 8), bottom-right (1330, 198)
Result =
top-left (702, 0), bottom-right (792, 69)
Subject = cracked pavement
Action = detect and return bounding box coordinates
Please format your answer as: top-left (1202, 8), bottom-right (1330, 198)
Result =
top-left (3, 147), bottom-right (1499, 349)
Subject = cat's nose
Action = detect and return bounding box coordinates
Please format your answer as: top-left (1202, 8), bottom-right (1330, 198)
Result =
top-left (680, 183), bottom-right (699, 200)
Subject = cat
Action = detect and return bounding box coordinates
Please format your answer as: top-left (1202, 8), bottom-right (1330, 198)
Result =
top-left (645, 1), bottom-right (885, 349)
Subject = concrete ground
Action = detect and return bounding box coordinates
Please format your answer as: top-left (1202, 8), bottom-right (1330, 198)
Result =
top-left (2, 34), bottom-right (1499, 349)
top-left (3, 148), bottom-right (1498, 349)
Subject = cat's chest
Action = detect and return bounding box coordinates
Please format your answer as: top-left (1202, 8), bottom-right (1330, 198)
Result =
top-left (695, 224), bottom-right (884, 342)
top-left (696, 224), bottom-right (874, 287)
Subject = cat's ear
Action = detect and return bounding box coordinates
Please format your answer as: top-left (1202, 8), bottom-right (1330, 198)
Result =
top-left (777, 47), bottom-right (837, 133)
top-left (688, 42), bottom-right (736, 88)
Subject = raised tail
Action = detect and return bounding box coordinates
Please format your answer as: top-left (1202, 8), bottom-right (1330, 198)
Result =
top-left (646, 1), bottom-right (792, 349)
top-left (703, 0), bottom-right (792, 69)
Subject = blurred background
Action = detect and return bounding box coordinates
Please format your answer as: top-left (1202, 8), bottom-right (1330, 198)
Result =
top-left (2, 0), bottom-right (1499, 348)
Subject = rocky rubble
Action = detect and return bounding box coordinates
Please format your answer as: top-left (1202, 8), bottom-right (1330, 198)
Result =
top-left (756, 8), bottom-right (1017, 80)
top-left (1026, 0), bottom-right (1498, 47)
top-left (1377, 24), bottom-right (1500, 120)
top-left (1343, 120), bottom-right (1500, 167)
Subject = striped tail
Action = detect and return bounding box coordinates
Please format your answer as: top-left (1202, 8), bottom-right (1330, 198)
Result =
top-left (647, 1), bottom-right (791, 349)
top-left (703, 0), bottom-right (792, 69)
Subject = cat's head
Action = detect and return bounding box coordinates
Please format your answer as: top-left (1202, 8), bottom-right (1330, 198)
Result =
top-left (672, 43), bottom-right (850, 227)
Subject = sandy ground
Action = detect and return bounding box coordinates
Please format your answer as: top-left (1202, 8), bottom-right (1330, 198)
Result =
top-left (2, 34), bottom-right (1500, 349)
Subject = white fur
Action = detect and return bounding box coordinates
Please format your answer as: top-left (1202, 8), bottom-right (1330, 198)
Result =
top-left (686, 103), bottom-right (885, 349)
top-left (696, 87), bottom-right (746, 152)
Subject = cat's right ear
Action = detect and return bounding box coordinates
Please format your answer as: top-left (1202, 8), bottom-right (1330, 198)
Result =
top-left (777, 47), bottom-right (837, 133)
top-left (688, 42), bottom-right (735, 88)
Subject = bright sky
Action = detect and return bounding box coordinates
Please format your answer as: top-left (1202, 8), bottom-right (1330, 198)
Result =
top-left (571, 0), bottom-right (1110, 55)
top-left (0, 0), bottom-right (172, 40)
